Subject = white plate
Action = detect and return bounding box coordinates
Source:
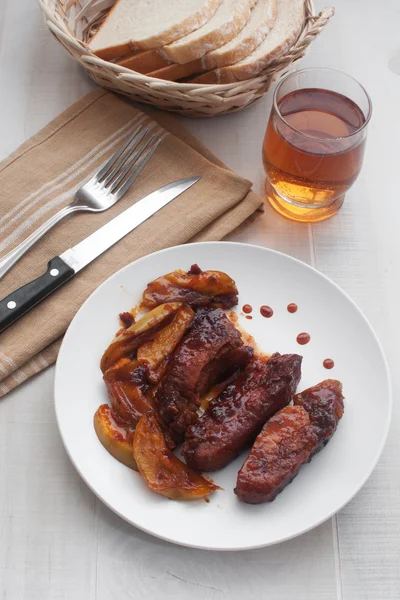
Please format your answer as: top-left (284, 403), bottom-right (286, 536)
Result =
top-left (55, 242), bottom-right (392, 551)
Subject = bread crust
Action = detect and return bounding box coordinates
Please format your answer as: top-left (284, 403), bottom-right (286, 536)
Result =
top-left (192, 0), bottom-right (304, 84)
top-left (160, 0), bottom-right (257, 64)
top-left (89, 0), bottom-right (223, 60)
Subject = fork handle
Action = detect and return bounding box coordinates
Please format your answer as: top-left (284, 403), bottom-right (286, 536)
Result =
top-left (0, 205), bottom-right (78, 280)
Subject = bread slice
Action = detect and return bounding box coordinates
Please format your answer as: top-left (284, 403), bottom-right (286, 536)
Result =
top-left (147, 0), bottom-right (277, 81)
top-left (160, 0), bottom-right (258, 64)
top-left (118, 49), bottom-right (173, 73)
top-left (192, 0), bottom-right (304, 84)
top-left (203, 0), bottom-right (277, 68)
top-left (89, 0), bottom-right (223, 60)
top-left (148, 59), bottom-right (203, 81)
top-left (111, 48), bottom-right (142, 62)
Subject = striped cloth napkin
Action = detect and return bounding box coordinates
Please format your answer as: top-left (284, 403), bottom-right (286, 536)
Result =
top-left (0, 89), bottom-right (262, 397)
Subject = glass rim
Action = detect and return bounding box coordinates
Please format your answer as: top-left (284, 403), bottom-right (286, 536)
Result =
top-left (273, 67), bottom-right (372, 141)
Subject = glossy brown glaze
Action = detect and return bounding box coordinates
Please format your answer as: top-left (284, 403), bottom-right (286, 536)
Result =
top-left (142, 267), bottom-right (238, 309)
top-left (293, 379), bottom-right (344, 452)
top-left (100, 302), bottom-right (181, 372)
top-left (119, 311), bottom-right (135, 327)
top-left (182, 353), bottom-right (302, 472)
top-left (323, 358), bottom-right (335, 369)
top-left (137, 305), bottom-right (195, 383)
top-left (287, 303), bottom-right (298, 313)
top-left (187, 264), bottom-right (202, 275)
top-left (133, 413), bottom-right (219, 500)
top-left (260, 305), bottom-right (273, 318)
top-left (93, 404), bottom-right (138, 471)
top-left (156, 308), bottom-right (252, 443)
top-left (296, 332), bottom-right (310, 345)
top-left (242, 304), bottom-right (252, 314)
top-left (235, 405), bottom-right (318, 503)
top-left (103, 358), bottom-right (153, 427)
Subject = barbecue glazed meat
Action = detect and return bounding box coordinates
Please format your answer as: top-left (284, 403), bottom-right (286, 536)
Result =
top-left (196, 345), bottom-right (254, 397)
top-left (100, 302), bottom-right (181, 372)
top-left (182, 353), bottom-right (303, 472)
top-left (142, 265), bottom-right (238, 310)
top-left (103, 358), bottom-right (153, 426)
top-left (234, 405), bottom-right (318, 504)
top-left (133, 413), bottom-right (219, 500)
top-left (293, 379), bottom-right (344, 451)
top-left (156, 307), bottom-right (250, 443)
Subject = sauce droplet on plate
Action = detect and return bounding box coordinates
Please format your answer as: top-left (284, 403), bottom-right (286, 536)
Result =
top-left (260, 305), bottom-right (273, 318)
top-left (296, 332), bottom-right (310, 345)
top-left (323, 358), bottom-right (334, 369)
top-left (242, 304), bottom-right (252, 314)
top-left (287, 303), bottom-right (298, 313)
top-left (245, 315), bottom-right (253, 320)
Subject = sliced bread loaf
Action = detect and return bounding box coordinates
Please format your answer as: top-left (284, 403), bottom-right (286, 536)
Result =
top-left (160, 0), bottom-right (257, 64)
top-left (192, 0), bottom-right (304, 83)
top-left (147, 0), bottom-right (277, 81)
top-left (89, 0), bottom-right (223, 60)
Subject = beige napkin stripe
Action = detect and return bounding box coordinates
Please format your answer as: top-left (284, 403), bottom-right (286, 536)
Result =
top-left (0, 118), bottom-right (136, 230)
top-left (0, 342), bottom-right (60, 395)
top-left (0, 352), bottom-right (26, 385)
top-left (0, 353), bottom-right (16, 376)
top-left (0, 90), bottom-right (110, 176)
top-left (0, 339), bottom-right (62, 396)
top-left (0, 115), bottom-right (168, 252)
top-left (0, 119), bottom-right (149, 251)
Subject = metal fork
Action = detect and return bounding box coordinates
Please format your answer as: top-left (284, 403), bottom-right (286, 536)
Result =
top-left (0, 123), bottom-right (163, 280)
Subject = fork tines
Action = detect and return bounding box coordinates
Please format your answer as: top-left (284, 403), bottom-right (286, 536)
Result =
top-left (97, 122), bottom-right (164, 200)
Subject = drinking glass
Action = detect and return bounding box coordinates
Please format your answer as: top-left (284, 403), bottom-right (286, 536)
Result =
top-left (262, 68), bottom-right (372, 222)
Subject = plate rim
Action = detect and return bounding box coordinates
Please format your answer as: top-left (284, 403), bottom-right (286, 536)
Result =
top-left (54, 241), bottom-right (393, 551)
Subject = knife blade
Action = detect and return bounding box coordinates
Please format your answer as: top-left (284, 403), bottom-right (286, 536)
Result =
top-left (0, 177), bottom-right (200, 333)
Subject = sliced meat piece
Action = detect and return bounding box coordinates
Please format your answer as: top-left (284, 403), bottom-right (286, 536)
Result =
top-left (197, 345), bottom-right (254, 395)
top-left (156, 307), bottom-right (245, 442)
top-left (142, 267), bottom-right (238, 309)
top-left (182, 352), bottom-right (302, 471)
top-left (293, 379), bottom-right (344, 451)
top-left (234, 405), bottom-right (318, 503)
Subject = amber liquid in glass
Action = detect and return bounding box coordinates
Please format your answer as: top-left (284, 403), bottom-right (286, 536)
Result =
top-left (263, 89), bottom-right (366, 221)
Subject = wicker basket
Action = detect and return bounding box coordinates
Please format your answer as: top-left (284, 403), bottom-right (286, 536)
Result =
top-left (37, 0), bottom-right (334, 117)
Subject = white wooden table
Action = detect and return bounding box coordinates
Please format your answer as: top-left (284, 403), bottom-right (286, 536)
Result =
top-left (1, 1), bottom-right (399, 598)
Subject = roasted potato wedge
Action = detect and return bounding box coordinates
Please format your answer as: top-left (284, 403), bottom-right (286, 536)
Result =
top-left (133, 413), bottom-right (219, 500)
top-left (142, 266), bottom-right (238, 309)
top-left (137, 305), bottom-right (194, 382)
top-left (100, 302), bottom-right (181, 372)
top-left (103, 359), bottom-right (154, 426)
top-left (94, 404), bottom-right (137, 470)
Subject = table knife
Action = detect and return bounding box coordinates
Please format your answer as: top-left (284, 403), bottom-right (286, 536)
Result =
top-left (0, 177), bottom-right (200, 333)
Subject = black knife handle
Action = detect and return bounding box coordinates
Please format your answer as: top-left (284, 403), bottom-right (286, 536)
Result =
top-left (0, 257), bottom-right (75, 334)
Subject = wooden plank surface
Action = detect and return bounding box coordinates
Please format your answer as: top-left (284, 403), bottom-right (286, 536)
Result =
top-left (0, 0), bottom-right (399, 598)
